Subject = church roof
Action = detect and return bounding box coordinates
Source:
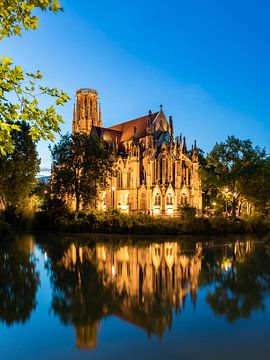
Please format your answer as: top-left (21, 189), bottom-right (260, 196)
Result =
top-left (92, 126), bottom-right (122, 143)
top-left (108, 111), bottom-right (159, 142)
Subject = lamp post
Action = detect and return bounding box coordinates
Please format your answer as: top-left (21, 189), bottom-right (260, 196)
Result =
top-left (43, 189), bottom-right (48, 211)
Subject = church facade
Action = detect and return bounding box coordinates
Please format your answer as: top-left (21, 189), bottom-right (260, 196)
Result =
top-left (72, 88), bottom-right (202, 215)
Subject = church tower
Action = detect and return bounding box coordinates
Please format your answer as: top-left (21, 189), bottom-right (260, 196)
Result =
top-left (72, 88), bottom-right (102, 134)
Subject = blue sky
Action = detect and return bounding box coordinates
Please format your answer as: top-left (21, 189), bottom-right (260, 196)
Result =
top-left (1, 0), bottom-right (270, 172)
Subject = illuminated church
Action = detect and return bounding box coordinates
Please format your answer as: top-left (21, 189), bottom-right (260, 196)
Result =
top-left (72, 88), bottom-right (202, 215)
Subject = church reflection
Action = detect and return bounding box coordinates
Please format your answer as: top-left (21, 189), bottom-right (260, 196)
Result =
top-left (49, 241), bottom-right (202, 349)
top-left (46, 238), bottom-right (267, 350)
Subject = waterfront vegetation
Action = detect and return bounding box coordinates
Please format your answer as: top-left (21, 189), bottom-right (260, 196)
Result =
top-left (1, 205), bottom-right (270, 242)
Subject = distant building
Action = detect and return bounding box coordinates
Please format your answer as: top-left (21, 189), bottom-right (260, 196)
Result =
top-left (72, 88), bottom-right (202, 215)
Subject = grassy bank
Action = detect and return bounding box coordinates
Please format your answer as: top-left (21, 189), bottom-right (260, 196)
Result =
top-left (31, 209), bottom-right (270, 236)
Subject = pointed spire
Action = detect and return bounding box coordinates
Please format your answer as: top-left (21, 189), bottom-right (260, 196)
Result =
top-left (98, 102), bottom-right (102, 126)
top-left (179, 134), bottom-right (183, 151)
top-left (148, 110), bottom-right (152, 127)
top-left (169, 116), bottom-right (174, 139)
top-left (160, 104), bottom-right (163, 112)
top-left (133, 126), bottom-right (138, 145)
top-left (192, 139), bottom-right (198, 162)
top-left (183, 136), bottom-right (187, 154)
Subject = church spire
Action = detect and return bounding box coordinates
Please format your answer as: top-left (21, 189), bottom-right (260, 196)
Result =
top-left (183, 136), bottom-right (187, 154)
top-left (169, 116), bottom-right (174, 140)
top-left (98, 102), bottom-right (102, 126)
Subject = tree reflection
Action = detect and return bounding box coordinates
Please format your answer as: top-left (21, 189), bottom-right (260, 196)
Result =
top-left (0, 236), bottom-right (39, 325)
top-left (201, 241), bottom-right (270, 322)
top-left (47, 243), bottom-right (115, 349)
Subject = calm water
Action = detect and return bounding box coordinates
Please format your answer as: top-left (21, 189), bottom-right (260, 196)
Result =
top-left (1, 233), bottom-right (270, 360)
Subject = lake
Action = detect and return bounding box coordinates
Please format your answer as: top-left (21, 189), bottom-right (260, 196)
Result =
top-left (1, 233), bottom-right (270, 360)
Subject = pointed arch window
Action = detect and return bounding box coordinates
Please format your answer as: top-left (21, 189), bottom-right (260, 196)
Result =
top-left (127, 171), bottom-right (131, 188)
top-left (154, 193), bottom-right (161, 206)
top-left (116, 170), bottom-right (122, 188)
top-left (181, 194), bottom-right (187, 205)
top-left (167, 193), bottom-right (173, 205)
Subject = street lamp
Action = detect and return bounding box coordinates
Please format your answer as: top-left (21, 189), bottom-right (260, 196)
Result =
top-left (44, 190), bottom-right (48, 211)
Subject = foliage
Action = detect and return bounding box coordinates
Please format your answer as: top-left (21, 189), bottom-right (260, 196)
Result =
top-left (201, 136), bottom-right (268, 217)
top-left (0, 216), bottom-right (14, 241)
top-left (51, 133), bottom-right (116, 212)
top-left (32, 178), bottom-right (50, 206)
top-left (32, 207), bottom-right (270, 235)
top-left (32, 195), bottom-right (72, 231)
top-left (244, 157), bottom-right (270, 217)
top-left (0, 121), bottom-right (40, 208)
top-left (178, 204), bottom-right (196, 222)
top-left (0, 0), bottom-right (69, 154)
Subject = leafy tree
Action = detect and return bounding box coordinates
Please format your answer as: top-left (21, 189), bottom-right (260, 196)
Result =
top-left (244, 157), bottom-right (270, 217)
top-left (0, 0), bottom-right (69, 155)
top-left (51, 133), bottom-right (116, 213)
top-left (0, 121), bottom-right (40, 208)
top-left (201, 136), bottom-right (267, 217)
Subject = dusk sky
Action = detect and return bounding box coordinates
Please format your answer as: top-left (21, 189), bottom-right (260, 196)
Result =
top-left (1, 0), bottom-right (269, 172)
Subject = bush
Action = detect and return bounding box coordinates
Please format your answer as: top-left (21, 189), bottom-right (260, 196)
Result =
top-left (31, 207), bottom-right (270, 236)
top-left (0, 217), bottom-right (15, 241)
top-left (1, 206), bottom-right (32, 229)
top-left (178, 205), bottom-right (196, 222)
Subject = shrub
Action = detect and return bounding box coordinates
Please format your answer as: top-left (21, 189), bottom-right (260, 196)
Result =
top-left (0, 217), bottom-right (15, 241)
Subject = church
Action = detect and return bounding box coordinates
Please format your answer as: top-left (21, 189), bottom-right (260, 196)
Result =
top-left (72, 88), bottom-right (202, 216)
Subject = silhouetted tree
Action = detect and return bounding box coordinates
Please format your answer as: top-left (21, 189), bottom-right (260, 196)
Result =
top-left (51, 133), bottom-right (116, 212)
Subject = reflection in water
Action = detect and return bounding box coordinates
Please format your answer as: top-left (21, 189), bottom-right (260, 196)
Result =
top-left (43, 238), bottom-right (270, 350)
top-left (0, 236), bottom-right (39, 326)
top-left (47, 241), bottom-right (202, 349)
top-left (201, 241), bottom-right (270, 322)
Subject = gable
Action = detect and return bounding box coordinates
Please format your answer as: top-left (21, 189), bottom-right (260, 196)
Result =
top-left (153, 110), bottom-right (169, 133)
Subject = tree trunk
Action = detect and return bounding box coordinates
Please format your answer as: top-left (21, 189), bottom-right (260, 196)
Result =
top-left (232, 197), bottom-right (237, 219)
top-left (75, 194), bottom-right (80, 218)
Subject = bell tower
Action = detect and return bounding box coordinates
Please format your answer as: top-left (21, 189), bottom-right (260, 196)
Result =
top-left (72, 88), bottom-right (102, 134)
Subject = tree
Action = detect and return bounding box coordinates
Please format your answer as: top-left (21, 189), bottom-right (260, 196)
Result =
top-left (0, 121), bottom-right (40, 208)
top-left (243, 157), bottom-right (270, 217)
top-left (0, 0), bottom-right (69, 155)
top-left (51, 133), bottom-right (116, 213)
top-left (201, 136), bottom-right (267, 217)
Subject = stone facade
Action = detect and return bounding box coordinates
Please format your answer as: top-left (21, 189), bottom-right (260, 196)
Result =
top-left (72, 88), bottom-right (202, 215)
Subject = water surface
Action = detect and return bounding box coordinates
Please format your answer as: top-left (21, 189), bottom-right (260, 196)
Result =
top-left (1, 233), bottom-right (270, 360)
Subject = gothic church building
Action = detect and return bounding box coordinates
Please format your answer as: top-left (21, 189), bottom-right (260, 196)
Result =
top-left (72, 88), bottom-right (202, 215)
